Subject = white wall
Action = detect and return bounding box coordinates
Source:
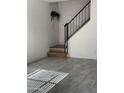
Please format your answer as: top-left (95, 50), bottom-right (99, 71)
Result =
top-left (50, 3), bottom-right (59, 45)
top-left (58, 0), bottom-right (89, 44)
top-left (27, 0), bottom-right (59, 63)
top-left (68, 0), bottom-right (97, 59)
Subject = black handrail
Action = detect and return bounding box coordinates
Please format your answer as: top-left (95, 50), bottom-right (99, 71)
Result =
top-left (64, 1), bottom-right (91, 55)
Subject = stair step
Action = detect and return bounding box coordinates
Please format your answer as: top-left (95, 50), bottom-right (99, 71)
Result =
top-left (50, 48), bottom-right (64, 53)
top-left (47, 52), bottom-right (66, 57)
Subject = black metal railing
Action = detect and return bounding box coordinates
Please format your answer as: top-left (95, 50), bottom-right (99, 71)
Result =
top-left (64, 1), bottom-right (91, 54)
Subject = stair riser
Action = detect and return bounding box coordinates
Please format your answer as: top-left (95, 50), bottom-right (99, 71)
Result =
top-left (50, 48), bottom-right (64, 53)
top-left (48, 53), bottom-right (66, 57)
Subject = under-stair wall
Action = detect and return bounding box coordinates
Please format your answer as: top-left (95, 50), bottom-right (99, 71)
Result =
top-left (58, 0), bottom-right (90, 44)
top-left (68, 0), bottom-right (97, 59)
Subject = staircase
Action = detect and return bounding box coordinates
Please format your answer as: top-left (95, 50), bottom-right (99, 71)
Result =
top-left (48, 45), bottom-right (66, 57)
top-left (48, 1), bottom-right (91, 57)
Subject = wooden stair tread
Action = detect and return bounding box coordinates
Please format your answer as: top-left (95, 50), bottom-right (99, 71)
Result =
top-left (50, 45), bottom-right (64, 48)
top-left (50, 48), bottom-right (64, 53)
top-left (48, 45), bottom-right (66, 57)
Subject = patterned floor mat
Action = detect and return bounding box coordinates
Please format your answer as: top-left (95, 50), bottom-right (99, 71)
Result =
top-left (27, 69), bottom-right (69, 93)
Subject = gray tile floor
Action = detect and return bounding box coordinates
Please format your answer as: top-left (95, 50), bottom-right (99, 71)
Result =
top-left (27, 57), bottom-right (97, 93)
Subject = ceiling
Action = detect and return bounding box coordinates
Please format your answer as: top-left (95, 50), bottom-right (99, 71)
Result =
top-left (41, 0), bottom-right (76, 2)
